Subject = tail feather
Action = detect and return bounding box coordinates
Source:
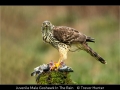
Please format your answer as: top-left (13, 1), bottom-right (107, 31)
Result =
top-left (86, 37), bottom-right (95, 43)
top-left (83, 43), bottom-right (107, 64)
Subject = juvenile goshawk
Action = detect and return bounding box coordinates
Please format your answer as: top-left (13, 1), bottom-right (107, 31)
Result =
top-left (41, 20), bottom-right (107, 69)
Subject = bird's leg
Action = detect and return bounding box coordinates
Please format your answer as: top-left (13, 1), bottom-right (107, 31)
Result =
top-left (55, 45), bottom-right (69, 70)
top-left (55, 55), bottom-right (63, 69)
top-left (50, 52), bottom-right (65, 70)
top-left (50, 44), bottom-right (69, 70)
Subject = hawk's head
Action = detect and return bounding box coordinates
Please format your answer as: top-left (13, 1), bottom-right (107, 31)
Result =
top-left (41, 21), bottom-right (54, 32)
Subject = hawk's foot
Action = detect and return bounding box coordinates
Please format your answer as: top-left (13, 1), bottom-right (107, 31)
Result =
top-left (49, 61), bottom-right (65, 71)
top-left (31, 62), bottom-right (74, 82)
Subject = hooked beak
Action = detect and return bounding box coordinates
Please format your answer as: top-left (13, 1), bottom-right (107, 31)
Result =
top-left (44, 24), bottom-right (49, 27)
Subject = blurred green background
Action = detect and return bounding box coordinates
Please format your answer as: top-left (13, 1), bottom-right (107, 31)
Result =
top-left (1, 6), bottom-right (119, 84)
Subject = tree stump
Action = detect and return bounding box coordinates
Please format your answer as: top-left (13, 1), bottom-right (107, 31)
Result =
top-left (31, 62), bottom-right (77, 84)
top-left (36, 70), bottom-right (76, 84)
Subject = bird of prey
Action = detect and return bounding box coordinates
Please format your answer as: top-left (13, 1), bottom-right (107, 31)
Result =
top-left (41, 20), bottom-right (107, 70)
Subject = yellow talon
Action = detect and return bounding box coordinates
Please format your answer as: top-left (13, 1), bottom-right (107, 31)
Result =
top-left (55, 59), bottom-right (61, 69)
top-left (55, 62), bottom-right (60, 69)
top-left (50, 59), bottom-right (61, 70)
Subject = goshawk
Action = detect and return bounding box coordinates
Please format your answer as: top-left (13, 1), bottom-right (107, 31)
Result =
top-left (41, 21), bottom-right (107, 70)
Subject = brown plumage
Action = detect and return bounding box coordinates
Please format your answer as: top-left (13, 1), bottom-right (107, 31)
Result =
top-left (52, 26), bottom-right (106, 64)
top-left (41, 21), bottom-right (107, 70)
top-left (53, 26), bottom-right (87, 44)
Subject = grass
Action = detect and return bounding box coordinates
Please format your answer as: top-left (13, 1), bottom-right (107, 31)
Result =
top-left (1, 6), bottom-right (119, 84)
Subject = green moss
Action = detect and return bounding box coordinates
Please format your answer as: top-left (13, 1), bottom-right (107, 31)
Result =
top-left (35, 71), bottom-right (76, 85)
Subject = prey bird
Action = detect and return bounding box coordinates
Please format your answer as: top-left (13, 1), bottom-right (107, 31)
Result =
top-left (41, 21), bottom-right (107, 70)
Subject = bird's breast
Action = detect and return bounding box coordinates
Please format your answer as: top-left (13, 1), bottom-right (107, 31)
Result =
top-left (43, 36), bottom-right (50, 43)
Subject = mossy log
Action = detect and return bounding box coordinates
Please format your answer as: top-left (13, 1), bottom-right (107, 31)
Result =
top-left (35, 71), bottom-right (76, 84)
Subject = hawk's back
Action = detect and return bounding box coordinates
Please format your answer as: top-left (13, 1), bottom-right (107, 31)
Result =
top-left (53, 26), bottom-right (87, 44)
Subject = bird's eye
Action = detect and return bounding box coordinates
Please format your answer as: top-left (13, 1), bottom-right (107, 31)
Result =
top-left (42, 22), bottom-right (45, 26)
top-left (48, 22), bottom-right (50, 25)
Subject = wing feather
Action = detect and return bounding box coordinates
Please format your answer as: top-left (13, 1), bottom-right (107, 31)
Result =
top-left (53, 26), bottom-right (86, 44)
